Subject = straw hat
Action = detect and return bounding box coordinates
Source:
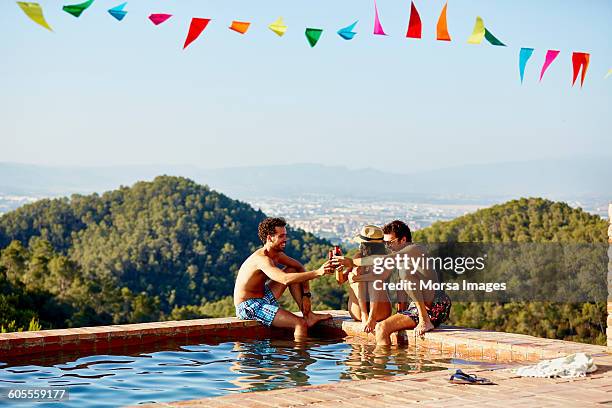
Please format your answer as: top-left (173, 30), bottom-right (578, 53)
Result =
top-left (354, 225), bottom-right (384, 243)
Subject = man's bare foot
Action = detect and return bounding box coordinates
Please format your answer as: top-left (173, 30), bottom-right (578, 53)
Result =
top-left (304, 311), bottom-right (332, 327)
top-left (415, 319), bottom-right (435, 336)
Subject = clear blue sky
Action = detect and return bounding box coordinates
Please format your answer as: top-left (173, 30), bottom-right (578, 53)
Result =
top-left (0, 0), bottom-right (610, 173)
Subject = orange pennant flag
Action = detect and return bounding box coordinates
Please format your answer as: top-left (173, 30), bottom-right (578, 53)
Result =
top-left (229, 20), bottom-right (251, 34)
top-left (436, 2), bottom-right (451, 41)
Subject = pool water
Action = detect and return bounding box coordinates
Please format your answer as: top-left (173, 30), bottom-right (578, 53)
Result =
top-left (0, 338), bottom-right (448, 407)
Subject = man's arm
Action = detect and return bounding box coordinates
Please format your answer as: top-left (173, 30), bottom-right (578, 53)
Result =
top-left (348, 267), bottom-right (393, 283)
top-left (276, 253), bottom-right (306, 272)
top-left (259, 257), bottom-right (331, 285)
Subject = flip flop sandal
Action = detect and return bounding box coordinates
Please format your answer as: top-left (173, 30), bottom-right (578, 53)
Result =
top-left (449, 369), bottom-right (495, 385)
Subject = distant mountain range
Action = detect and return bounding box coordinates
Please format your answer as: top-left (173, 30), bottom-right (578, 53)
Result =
top-left (0, 157), bottom-right (610, 201)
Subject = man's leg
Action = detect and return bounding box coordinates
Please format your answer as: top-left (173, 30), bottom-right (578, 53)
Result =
top-left (374, 314), bottom-right (417, 346)
top-left (270, 308), bottom-right (309, 340)
top-left (284, 267), bottom-right (331, 327)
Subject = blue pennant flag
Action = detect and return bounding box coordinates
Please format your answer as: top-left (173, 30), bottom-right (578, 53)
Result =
top-left (337, 20), bottom-right (358, 40)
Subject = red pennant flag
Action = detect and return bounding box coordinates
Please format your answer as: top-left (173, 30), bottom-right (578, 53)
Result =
top-left (183, 18), bottom-right (211, 49)
top-left (571, 52), bottom-right (590, 87)
top-left (406, 1), bottom-right (422, 39)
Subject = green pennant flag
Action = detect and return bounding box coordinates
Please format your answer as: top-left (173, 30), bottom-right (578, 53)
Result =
top-left (63, 0), bottom-right (95, 18)
top-left (484, 28), bottom-right (506, 46)
top-left (305, 28), bottom-right (323, 48)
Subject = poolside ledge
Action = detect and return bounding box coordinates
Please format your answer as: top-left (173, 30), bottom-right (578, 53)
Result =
top-left (0, 310), bottom-right (607, 363)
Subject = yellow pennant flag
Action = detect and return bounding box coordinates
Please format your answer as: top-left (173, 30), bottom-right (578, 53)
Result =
top-left (606, 69), bottom-right (612, 79)
top-left (467, 16), bottom-right (484, 44)
top-left (16, 2), bottom-right (53, 31)
top-left (268, 17), bottom-right (287, 37)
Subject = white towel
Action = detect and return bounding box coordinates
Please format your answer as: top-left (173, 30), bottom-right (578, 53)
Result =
top-left (515, 353), bottom-right (597, 378)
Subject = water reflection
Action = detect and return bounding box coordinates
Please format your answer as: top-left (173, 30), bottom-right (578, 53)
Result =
top-left (0, 338), bottom-right (448, 407)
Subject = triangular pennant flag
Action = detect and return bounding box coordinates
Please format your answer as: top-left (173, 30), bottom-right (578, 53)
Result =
top-left (268, 17), bottom-right (287, 37)
top-left (108, 2), bottom-right (127, 21)
top-left (539, 50), bottom-right (560, 81)
top-left (229, 21), bottom-right (250, 34)
top-left (338, 20), bottom-right (358, 40)
top-left (519, 48), bottom-right (534, 84)
top-left (467, 16), bottom-right (484, 44)
top-left (373, 0), bottom-right (387, 35)
top-left (406, 1), bottom-right (422, 39)
top-left (63, 0), bottom-right (95, 18)
top-left (571, 52), bottom-right (590, 87)
top-left (305, 28), bottom-right (323, 47)
top-left (183, 18), bottom-right (211, 49)
top-left (16, 2), bottom-right (53, 31)
top-left (606, 69), bottom-right (612, 79)
top-left (484, 28), bottom-right (506, 46)
top-left (436, 2), bottom-right (451, 41)
top-left (149, 13), bottom-right (172, 26)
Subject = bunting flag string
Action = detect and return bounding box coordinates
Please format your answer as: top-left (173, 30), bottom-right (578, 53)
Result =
top-left (11, 1), bottom-right (609, 87)
top-left (17, 2), bottom-right (53, 31)
top-left (108, 2), bottom-right (127, 21)
top-left (406, 1), bottom-right (421, 39)
top-left (183, 18), bottom-right (211, 49)
top-left (63, 0), bottom-right (95, 18)
top-left (436, 2), bottom-right (451, 41)
top-left (519, 48), bottom-right (534, 84)
top-left (305, 28), bottom-right (323, 47)
top-left (373, 0), bottom-right (387, 36)
top-left (229, 21), bottom-right (250, 34)
top-left (539, 50), bottom-right (560, 81)
top-left (337, 21), bottom-right (358, 40)
top-left (571, 52), bottom-right (590, 87)
top-left (149, 13), bottom-right (172, 25)
top-left (268, 17), bottom-right (287, 36)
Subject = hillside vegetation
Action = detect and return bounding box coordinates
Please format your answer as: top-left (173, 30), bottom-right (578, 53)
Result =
top-left (0, 176), bottom-right (329, 330)
top-left (413, 198), bottom-right (608, 345)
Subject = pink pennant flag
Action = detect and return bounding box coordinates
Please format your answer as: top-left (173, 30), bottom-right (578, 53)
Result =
top-left (373, 0), bottom-right (387, 35)
top-left (539, 50), bottom-right (560, 82)
top-left (149, 13), bottom-right (172, 26)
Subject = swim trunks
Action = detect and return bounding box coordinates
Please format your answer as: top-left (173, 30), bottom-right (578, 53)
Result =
top-left (399, 290), bottom-right (451, 327)
top-left (235, 283), bottom-right (280, 327)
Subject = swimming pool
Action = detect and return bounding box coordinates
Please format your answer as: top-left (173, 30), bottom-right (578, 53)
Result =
top-left (0, 337), bottom-right (448, 407)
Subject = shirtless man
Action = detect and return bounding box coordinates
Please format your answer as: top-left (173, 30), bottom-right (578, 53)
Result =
top-left (234, 217), bottom-right (334, 340)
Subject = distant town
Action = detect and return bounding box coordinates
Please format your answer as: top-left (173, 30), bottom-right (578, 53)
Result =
top-left (1, 193), bottom-right (608, 245)
top-left (247, 195), bottom-right (609, 244)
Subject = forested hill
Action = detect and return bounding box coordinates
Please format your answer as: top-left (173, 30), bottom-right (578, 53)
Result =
top-left (414, 197), bottom-right (607, 244)
top-left (0, 176), bottom-right (330, 331)
top-left (413, 197), bottom-right (608, 345)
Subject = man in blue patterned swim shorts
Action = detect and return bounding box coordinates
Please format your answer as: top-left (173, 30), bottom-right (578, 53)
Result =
top-left (234, 217), bottom-right (335, 340)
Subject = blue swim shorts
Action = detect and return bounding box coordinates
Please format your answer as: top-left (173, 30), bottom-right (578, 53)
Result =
top-left (235, 283), bottom-right (280, 327)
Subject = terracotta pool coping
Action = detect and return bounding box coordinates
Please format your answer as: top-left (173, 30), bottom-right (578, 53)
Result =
top-left (130, 353), bottom-right (612, 408)
top-left (0, 310), bottom-right (607, 363)
top-left (320, 311), bottom-right (609, 362)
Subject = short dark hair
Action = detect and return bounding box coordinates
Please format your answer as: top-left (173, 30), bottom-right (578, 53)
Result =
top-left (383, 220), bottom-right (412, 243)
top-left (258, 217), bottom-right (287, 244)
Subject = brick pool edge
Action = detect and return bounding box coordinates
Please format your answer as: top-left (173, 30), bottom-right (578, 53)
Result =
top-left (0, 310), bottom-right (607, 362)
